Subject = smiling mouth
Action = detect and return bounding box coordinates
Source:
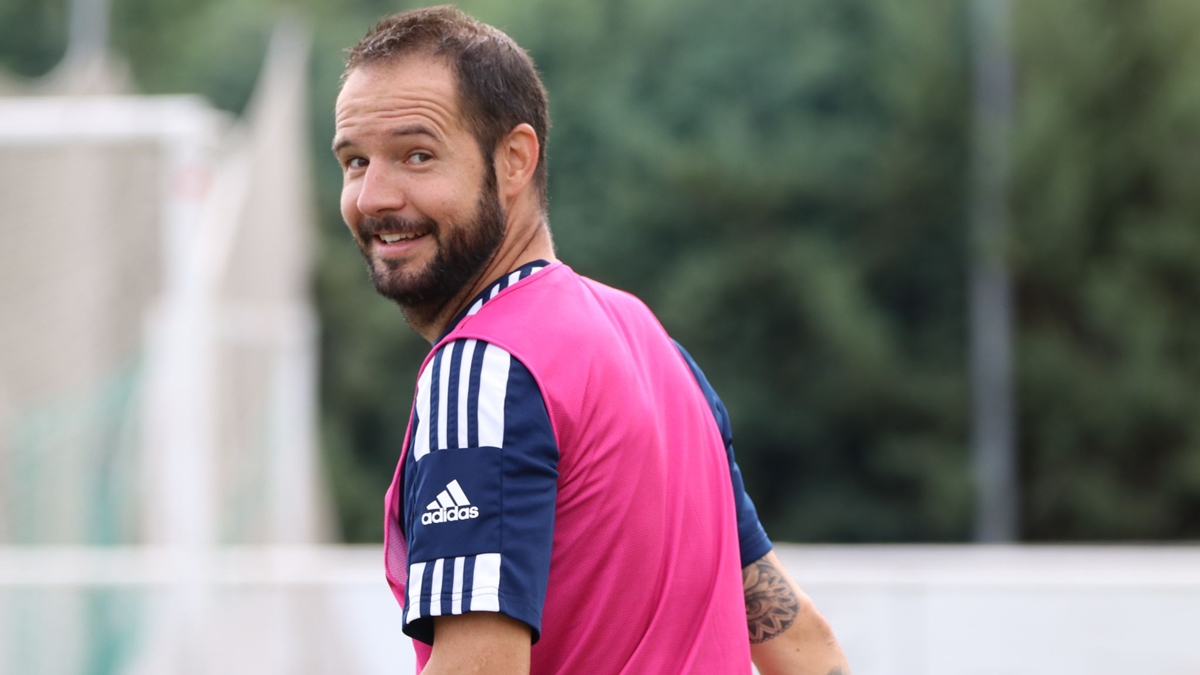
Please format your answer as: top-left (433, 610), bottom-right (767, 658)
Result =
top-left (377, 232), bottom-right (424, 244)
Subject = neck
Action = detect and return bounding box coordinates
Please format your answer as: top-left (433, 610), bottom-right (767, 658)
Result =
top-left (406, 209), bottom-right (556, 343)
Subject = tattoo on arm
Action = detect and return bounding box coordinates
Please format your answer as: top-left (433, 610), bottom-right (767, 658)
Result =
top-left (826, 669), bottom-right (846, 675)
top-left (742, 556), bottom-right (801, 644)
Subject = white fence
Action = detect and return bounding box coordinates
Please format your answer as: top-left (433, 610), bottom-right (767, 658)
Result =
top-left (3, 544), bottom-right (1198, 675)
top-left (776, 545), bottom-right (1200, 675)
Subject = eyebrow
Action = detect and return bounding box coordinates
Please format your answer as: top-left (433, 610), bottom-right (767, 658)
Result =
top-left (332, 124), bottom-right (442, 154)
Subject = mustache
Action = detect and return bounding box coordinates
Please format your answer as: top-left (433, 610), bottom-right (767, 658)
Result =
top-left (359, 214), bottom-right (437, 239)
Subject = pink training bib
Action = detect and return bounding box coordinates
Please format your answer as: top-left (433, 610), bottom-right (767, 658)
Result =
top-left (385, 263), bottom-right (751, 674)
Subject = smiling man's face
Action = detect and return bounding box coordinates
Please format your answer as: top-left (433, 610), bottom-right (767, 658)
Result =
top-left (333, 55), bottom-right (505, 318)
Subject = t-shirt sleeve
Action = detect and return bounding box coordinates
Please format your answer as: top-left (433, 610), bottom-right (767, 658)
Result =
top-left (400, 338), bottom-right (558, 645)
top-left (673, 340), bottom-right (773, 567)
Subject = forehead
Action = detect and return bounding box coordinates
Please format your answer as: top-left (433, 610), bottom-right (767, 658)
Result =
top-left (334, 56), bottom-right (466, 142)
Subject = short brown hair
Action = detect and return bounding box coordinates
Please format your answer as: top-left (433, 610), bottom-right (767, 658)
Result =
top-left (344, 6), bottom-right (550, 209)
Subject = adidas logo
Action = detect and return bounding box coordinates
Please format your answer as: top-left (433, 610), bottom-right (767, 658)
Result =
top-left (421, 480), bottom-right (480, 525)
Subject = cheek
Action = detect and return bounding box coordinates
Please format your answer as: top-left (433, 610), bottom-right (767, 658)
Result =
top-left (426, 181), bottom-right (479, 221)
top-left (340, 185), bottom-right (361, 230)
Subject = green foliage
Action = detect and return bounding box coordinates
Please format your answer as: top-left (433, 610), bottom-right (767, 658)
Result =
top-left (0, 0), bottom-right (67, 76)
top-left (1014, 0), bottom-right (1200, 539)
top-left (112, 0), bottom-right (274, 112)
top-left (504, 0), bottom-right (975, 541)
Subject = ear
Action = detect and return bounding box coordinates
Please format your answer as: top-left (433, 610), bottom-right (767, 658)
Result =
top-left (495, 123), bottom-right (540, 200)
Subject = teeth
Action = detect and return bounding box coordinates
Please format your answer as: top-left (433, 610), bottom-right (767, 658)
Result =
top-left (379, 233), bottom-right (415, 244)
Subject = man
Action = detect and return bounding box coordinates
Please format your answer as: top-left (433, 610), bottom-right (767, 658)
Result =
top-left (333, 6), bottom-right (850, 674)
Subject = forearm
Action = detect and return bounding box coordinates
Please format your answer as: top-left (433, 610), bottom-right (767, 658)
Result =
top-left (744, 550), bottom-right (850, 675)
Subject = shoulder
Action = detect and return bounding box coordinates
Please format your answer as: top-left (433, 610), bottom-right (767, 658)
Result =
top-left (467, 264), bottom-right (646, 331)
top-left (462, 267), bottom-right (656, 353)
top-left (418, 338), bottom-right (515, 390)
top-left (412, 338), bottom-right (549, 460)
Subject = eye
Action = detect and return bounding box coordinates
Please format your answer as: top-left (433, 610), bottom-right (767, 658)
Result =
top-left (408, 151), bottom-right (433, 165)
top-left (346, 156), bottom-right (368, 170)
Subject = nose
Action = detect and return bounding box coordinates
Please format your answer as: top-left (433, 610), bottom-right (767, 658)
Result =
top-left (355, 163), bottom-right (406, 218)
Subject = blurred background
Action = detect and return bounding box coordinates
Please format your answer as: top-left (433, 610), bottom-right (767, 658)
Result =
top-left (2, 0), bottom-right (1199, 673)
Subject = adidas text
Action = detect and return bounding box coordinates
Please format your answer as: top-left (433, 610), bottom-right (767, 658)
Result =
top-left (422, 506), bottom-right (479, 525)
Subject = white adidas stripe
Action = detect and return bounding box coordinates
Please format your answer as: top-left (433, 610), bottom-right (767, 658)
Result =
top-left (412, 363), bottom-right (435, 462)
top-left (435, 491), bottom-right (456, 510)
top-left (451, 556), bottom-right (465, 614)
top-left (436, 345), bottom-right (453, 451)
top-left (456, 339), bottom-right (477, 449)
top-left (446, 479), bottom-right (470, 506)
top-left (429, 558), bottom-right (445, 617)
top-left (477, 345), bottom-right (510, 448)
top-left (406, 561), bottom-right (425, 623)
top-left (471, 553), bottom-right (501, 612)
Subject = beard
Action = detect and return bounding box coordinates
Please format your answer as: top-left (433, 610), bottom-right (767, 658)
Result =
top-left (356, 169), bottom-right (506, 325)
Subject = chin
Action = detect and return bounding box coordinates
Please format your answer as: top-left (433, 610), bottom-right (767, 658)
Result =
top-left (370, 264), bottom-right (438, 307)
top-left (373, 251), bottom-right (426, 278)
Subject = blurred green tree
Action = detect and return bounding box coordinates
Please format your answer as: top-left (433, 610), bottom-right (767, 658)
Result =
top-left (0, 0), bottom-right (67, 77)
top-left (505, 0), bottom-right (976, 541)
top-left (1013, 0), bottom-right (1200, 539)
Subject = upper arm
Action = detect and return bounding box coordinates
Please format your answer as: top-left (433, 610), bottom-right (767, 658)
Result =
top-left (673, 340), bottom-right (773, 566)
top-left (401, 339), bottom-right (559, 646)
top-left (422, 612), bottom-right (531, 675)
